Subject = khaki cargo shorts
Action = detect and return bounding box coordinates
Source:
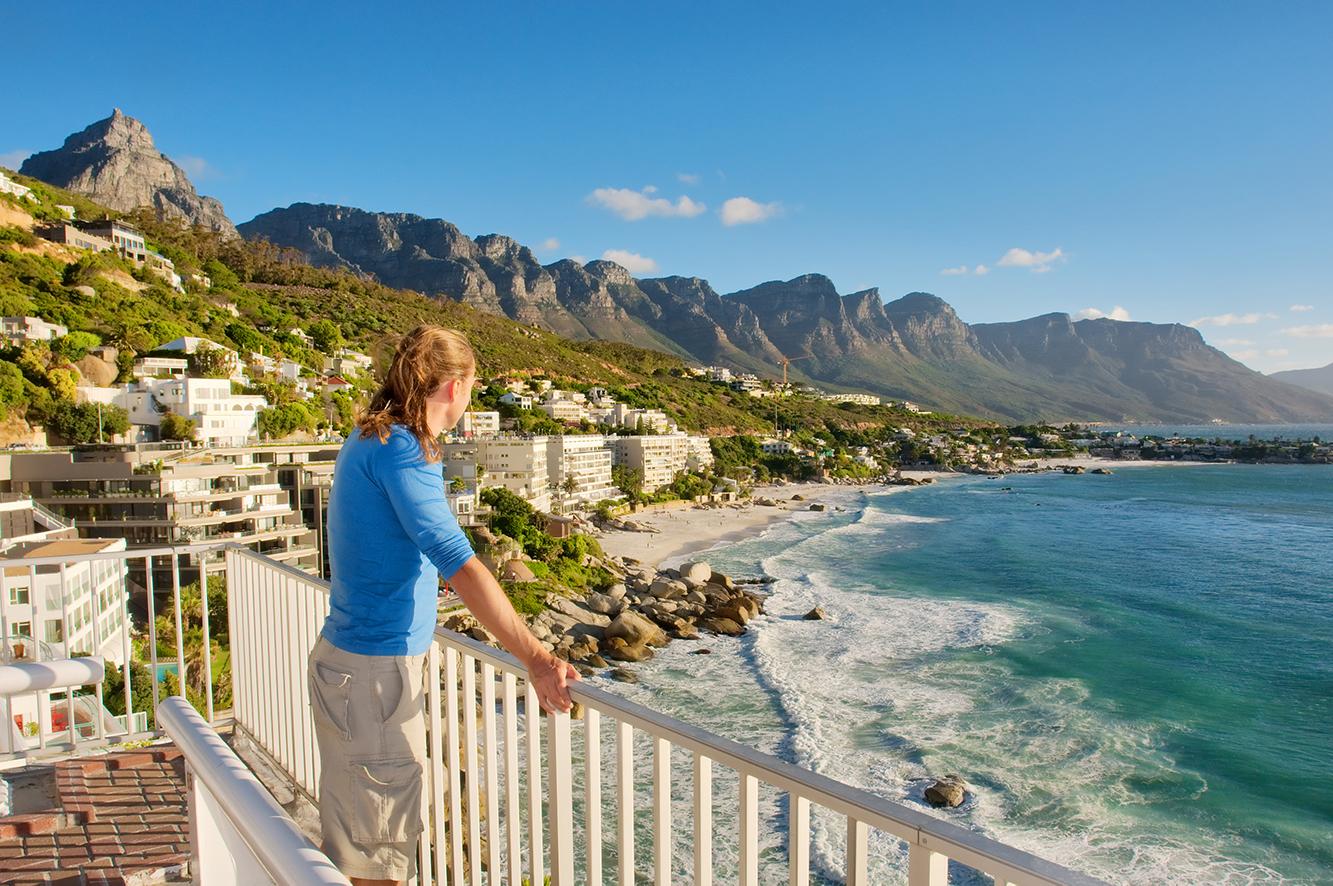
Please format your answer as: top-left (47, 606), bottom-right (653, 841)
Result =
top-left (308, 635), bottom-right (429, 881)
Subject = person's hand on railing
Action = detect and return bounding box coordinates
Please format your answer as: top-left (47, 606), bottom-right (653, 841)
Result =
top-left (526, 648), bottom-right (580, 715)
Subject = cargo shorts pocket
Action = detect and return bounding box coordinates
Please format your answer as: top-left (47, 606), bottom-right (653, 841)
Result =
top-left (310, 661), bottom-right (354, 740)
top-left (348, 757), bottom-right (425, 844)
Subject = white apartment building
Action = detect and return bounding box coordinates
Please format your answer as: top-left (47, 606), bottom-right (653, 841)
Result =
top-left (324, 349), bottom-right (374, 376)
top-left (500, 392), bottom-right (533, 409)
top-left (761, 439), bottom-right (795, 455)
top-left (538, 400), bottom-right (587, 423)
top-left (2, 315), bottom-right (68, 344)
top-left (444, 437), bottom-right (551, 513)
top-left (119, 377), bottom-right (267, 446)
top-left (595, 404), bottom-right (674, 434)
top-left (131, 356), bottom-right (189, 378)
top-left (611, 434), bottom-right (692, 493)
top-left (0, 171), bottom-right (36, 202)
top-left (157, 337), bottom-right (243, 380)
top-left (454, 411), bottom-right (501, 438)
top-left (823, 393), bottom-right (882, 406)
top-left (686, 435), bottom-right (715, 472)
top-left (546, 434), bottom-right (615, 511)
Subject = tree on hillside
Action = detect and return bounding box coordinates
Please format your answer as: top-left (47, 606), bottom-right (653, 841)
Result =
top-left (188, 344), bottom-right (233, 379)
top-left (308, 319), bottom-right (344, 354)
top-left (47, 402), bottom-right (129, 444)
top-left (612, 465), bottom-right (644, 503)
top-left (160, 411), bottom-right (197, 442)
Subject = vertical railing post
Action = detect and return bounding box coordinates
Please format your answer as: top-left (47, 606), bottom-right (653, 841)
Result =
top-left (525, 682), bottom-right (545, 886)
top-left (653, 736), bottom-right (671, 886)
top-left (693, 754), bottom-right (713, 886)
top-left (145, 556), bottom-right (160, 714)
top-left (444, 647), bottom-right (465, 884)
top-left (170, 552), bottom-right (186, 701)
top-left (789, 794), bottom-right (810, 886)
top-left (739, 772), bottom-right (759, 886)
top-left (426, 643), bottom-right (447, 886)
top-left (462, 657), bottom-right (482, 882)
top-left (482, 662), bottom-right (502, 881)
top-left (585, 707), bottom-right (602, 886)
top-left (616, 720), bottom-right (633, 886)
top-left (58, 564), bottom-right (75, 748)
top-left (846, 817), bottom-right (868, 886)
top-left (547, 710), bottom-right (574, 885)
top-left (907, 842), bottom-right (948, 886)
top-left (199, 557), bottom-right (214, 723)
top-left (502, 671), bottom-right (522, 886)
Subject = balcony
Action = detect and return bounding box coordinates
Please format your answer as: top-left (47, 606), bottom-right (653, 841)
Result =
top-left (0, 545), bottom-right (1105, 884)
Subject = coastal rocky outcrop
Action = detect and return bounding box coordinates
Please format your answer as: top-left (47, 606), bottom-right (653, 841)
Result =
top-left (924, 775), bottom-right (968, 809)
top-left (448, 558), bottom-right (770, 677)
top-left (20, 110), bottom-right (238, 237)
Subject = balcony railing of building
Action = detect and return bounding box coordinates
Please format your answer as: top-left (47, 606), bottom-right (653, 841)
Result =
top-left (0, 543), bottom-right (1107, 884)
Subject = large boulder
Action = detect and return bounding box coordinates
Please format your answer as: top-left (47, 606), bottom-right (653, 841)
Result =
top-left (803, 606), bottom-right (828, 620)
top-left (678, 561), bottom-right (712, 584)
top-left (924, 776), bottom-right (967, 809)
top-left (603, 637), bottom-right (655, 662)
top-left (649, 578), bottom-right (688, 600)
top-left (606, 611), bottom-right (668, 648)
top-left (75, 355), bottom-right (118, 387)
top-left (546, 595), bottom-right (611, 628)
top-left (585, 592), bottom-right (622, 616)
top-left (700, 617), bottom-right (745, 637)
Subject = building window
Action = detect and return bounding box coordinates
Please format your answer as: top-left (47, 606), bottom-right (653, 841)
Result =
top-left (9, 587), bottom-right (29, 605)
top-left (11, 620), bottom-right (31, 639)
top-left (45, 620), bottom-right (64, 643)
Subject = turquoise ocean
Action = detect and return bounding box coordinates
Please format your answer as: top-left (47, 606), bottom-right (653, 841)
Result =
top-left (595, 465), bottom-right (1333, 884)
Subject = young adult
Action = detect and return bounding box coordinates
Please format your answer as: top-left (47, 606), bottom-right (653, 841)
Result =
top-left (308, 324), bottom-right (577, 885)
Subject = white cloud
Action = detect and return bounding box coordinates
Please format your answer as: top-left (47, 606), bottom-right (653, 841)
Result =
top-left (601, 249), bottom-right (659, 274)
top-left (1265, 348), bottom-right (1290, 358)
top-left (541, 238), bottom-right (560, 251)
top-left (586, 187), bottom-right (706, 221)
top-left (1076, 305), bottom-right (1132, 321)
top-left (677, 172), bottom-right (700, 185)
top-left (940, 266), bottom-right (969, 276)
top-left (1188, 312), bottom-right (1276, 328)
top-left (997, 247), bottom-right (1065, 273)
top-left (974, 264), bottom-right (989, 276)
top-left (1215, 338), bottom-right (1254, 346)
top-left (176, 155), bottom-right (214, 180)
top-left (642, 185), bottom-right (658, 194)
top-left (0, 149), bottom-right (30, 170)
top-left (1281, 323), bottom-right (1333, 338)
top-left (720, 196), bottom-right (782, 226)
top-left (1289, 304), bottom-right (1315, 312)
top-left (569, 254), bottom-right (587, 265)
top-left (1230, 349), bottom-right (1260, 362)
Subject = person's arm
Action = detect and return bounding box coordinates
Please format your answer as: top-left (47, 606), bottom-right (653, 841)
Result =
top-left (448, 557), bottom-right (578, 714)
top-left (375, 432), bottom-right (577, 713)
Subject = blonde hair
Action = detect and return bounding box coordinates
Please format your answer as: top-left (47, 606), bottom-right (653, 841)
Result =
top-left (357, 325), bottom-right (476, 462)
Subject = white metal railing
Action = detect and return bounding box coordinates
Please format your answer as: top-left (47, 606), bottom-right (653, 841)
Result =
top-left (0, 542), bottom-right (1107, 883)
top-left (0, 541), bottom-right (234, 758)
top-left (157, 695), bottom-right (350, 885)
top-left (223, 551), bottom-right (1108, 886)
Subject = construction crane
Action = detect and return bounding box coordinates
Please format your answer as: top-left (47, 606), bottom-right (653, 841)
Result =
top-left (780, 354), bottom-right (814, 386)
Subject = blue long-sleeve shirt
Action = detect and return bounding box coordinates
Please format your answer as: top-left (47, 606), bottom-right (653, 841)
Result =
top-left (323, 424), bottom-right (475, 655)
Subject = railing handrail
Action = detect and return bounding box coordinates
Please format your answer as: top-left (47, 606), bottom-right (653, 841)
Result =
top-left (157, 696), bottom-right (351, 885)
top-left (435, 627), bottom-right (1109, 886)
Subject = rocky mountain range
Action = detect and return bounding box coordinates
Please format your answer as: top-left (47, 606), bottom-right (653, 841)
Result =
top-left (16, 112), bottom-right (1330, 423)
top-left (20, 110), bottom-right (237, 237)
top-left (240, 204), bottom-right (1333, 423)
top-left (1269, 362), bottom-right (1333, 398)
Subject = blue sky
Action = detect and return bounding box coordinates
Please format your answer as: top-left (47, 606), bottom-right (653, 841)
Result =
top-left (7, 2), bottom-right (1331, 372)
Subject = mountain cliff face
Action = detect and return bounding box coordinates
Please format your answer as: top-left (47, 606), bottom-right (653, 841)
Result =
top-left (20, 110), bottom-right (237, 237)
top-left (1270, 362), bottom-right (1333, 398)
top-left (236, 202), bottom-right (1333, 423)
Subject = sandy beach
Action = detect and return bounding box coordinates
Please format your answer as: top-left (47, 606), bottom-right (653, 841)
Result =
top-left (596, 456), bottom-right (1187, 569)
top-left (595, 482), bottom-right (839, 569)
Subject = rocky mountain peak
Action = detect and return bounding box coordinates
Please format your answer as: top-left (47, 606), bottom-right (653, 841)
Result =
top-left (21, 110), bottom-right (237, 237)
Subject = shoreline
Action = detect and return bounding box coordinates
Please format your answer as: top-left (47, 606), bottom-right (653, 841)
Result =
top-left (594, 482), bottom-right (845, 570)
